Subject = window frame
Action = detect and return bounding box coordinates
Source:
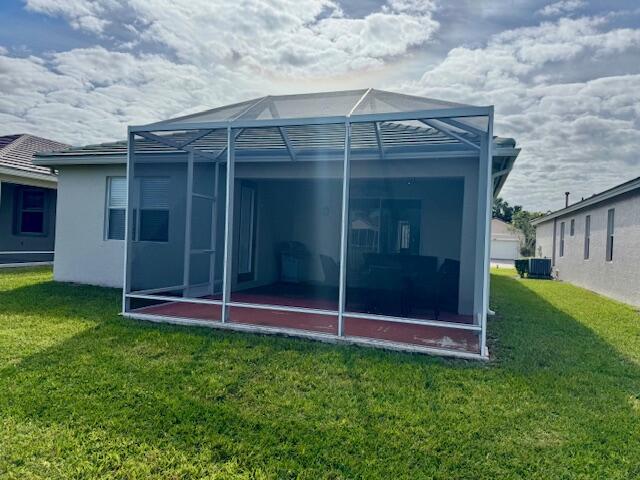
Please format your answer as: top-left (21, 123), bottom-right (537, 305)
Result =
top-left (559, 221), bottom-right (565, 257)
top-left (105, 176), bottom-right (127, 241)
top-left (606, 208), bottom-right (615, 262)
top-left (16, 187), bottom-right (47, 236)
top-left (570, 218), bottom-right (575, 236)
top-left (584, 215), bottom-right (590, 260)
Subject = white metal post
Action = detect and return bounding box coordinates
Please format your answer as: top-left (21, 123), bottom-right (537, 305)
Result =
top-left (337, 121), bottom-right (352, 336)
top-left (476, 109), bottom-right (493, 357)
top-left (209, 161), bottom-right (220, 295)
top-left (122, 129), bottom-right (135, 314)
top-left (221, 127), bottom-right (236, 323)
top-left (182, 151), bottom-right (194, 296)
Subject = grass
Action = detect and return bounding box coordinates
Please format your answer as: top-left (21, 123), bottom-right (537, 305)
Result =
top-left (0, 267), bottom-right (639, 479)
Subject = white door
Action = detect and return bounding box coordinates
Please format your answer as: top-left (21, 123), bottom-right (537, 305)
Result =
top-left (491, 239), bottom-right (519, 260)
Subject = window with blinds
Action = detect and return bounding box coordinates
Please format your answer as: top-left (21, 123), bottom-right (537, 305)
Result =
top-left (139, 177), bottom-right (170, 242)
top-left (106, 177), bottom-right (126, 240)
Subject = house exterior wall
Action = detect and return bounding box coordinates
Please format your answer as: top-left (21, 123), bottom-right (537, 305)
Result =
top-left (54, 164), bottom-right (126, 287)
top-left (0, 180), bottom-right (56, 261)
top-left (535, 189), bottom-right (640, 307)
top-left (535, 220), bottom-right (554, 260)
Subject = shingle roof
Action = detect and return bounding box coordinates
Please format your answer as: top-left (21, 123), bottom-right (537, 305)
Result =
top-left (0, 134), bottom-right (69, 178)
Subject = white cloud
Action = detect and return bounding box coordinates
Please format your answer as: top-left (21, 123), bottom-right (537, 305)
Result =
top-left (0, 47), bottom-right (265, 144)
top-left (24, 0), bottom-right (439, 75)
top-left (3, 3), bottom-right (640, 210)
top-left (25, 0), bottom-right (112, 33)
top-left (2, 0), bottom-right (439, 145)
top-left (402, 16), bottom-right (640, 210)
top-left (538, 0), bottom-right (585, 17)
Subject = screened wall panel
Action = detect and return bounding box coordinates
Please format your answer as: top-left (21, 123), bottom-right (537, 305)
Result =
top-left (227, 126), bottom-right (345, 328)
top-left (128, 132), bottom-right (227, 309)
top-left (228, 169), bottom-right (344, 312)
top-left (130, 157), bottom-right (188, 293)
top-left (345, 161), bottom-right (470, 323)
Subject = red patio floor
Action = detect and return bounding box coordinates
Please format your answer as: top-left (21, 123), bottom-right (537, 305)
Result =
top-left (132, 291), bottom-right (479, 354)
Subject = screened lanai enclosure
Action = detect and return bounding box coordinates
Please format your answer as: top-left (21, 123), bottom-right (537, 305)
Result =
top-left (123, 89), bottom-right (519, 359)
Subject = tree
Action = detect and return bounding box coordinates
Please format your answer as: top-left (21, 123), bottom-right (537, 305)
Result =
top-left (492, 197), bottom-right (521, 223)
top-left (512, 209), bottom-right (544, 257)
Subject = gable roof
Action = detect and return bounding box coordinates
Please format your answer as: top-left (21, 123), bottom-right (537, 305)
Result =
top-left (491, 218), bottom-right (523, 241)
top-left (0, 134), bottom-right (69, 180)
top-left (531, 176), bottom-right (640, 225)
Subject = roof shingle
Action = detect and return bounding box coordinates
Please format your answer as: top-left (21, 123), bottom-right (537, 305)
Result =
top-left (0, 134), bottom-right (69, 178)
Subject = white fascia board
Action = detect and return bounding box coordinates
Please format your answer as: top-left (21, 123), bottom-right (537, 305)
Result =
top-left (33, 154), bottom-right (127, 166)
top-left (32, 147), bottom-right (517, 168)
top-left (531, 178), bottom-right (640, 225)
top-left (0, 166), bottom-right (57, 186)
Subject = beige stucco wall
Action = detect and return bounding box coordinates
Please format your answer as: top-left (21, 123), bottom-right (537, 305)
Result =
top-left (54, 164), bottom-right (126, 287)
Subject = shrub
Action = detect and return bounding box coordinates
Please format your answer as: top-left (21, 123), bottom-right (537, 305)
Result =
top-left (514, 259), bottom-right (529, 278)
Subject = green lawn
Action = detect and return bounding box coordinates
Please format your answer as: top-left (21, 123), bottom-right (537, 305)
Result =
top-left (1, 267), bottom-right (639, 479)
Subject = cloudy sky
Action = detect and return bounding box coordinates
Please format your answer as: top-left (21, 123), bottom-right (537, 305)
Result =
top-left (1, 0), bottom-right (639, 211)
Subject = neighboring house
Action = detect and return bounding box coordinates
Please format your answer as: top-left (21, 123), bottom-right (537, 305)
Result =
top-left (532, 176), bottom-right (640, 307)
top-left (35, 89), bottom-right (520, 359)
top-left (0, 134), bottom-right (68, 266)
top-left (490, 218), bottom-right (523, 263)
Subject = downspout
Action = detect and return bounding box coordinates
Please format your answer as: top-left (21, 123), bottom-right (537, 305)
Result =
top-left (551, 218), bottom-right (557, 267)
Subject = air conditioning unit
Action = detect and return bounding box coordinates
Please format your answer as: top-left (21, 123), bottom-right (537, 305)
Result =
top-left (528, 258), bottom-right (552, 278)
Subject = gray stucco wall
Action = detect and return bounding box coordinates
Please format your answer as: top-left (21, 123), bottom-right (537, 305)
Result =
top-left (54, 165), bottom-right (126, 287)
top-left (535, 189), bottom-right (640, 307)
top-left (535, 220), bottom-right (554, 260)
top-left (0, 181), bottom-right (56, 256)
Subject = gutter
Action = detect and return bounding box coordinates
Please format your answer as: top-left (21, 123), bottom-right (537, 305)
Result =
top-left (0, 165), bottom-right (57, 184)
